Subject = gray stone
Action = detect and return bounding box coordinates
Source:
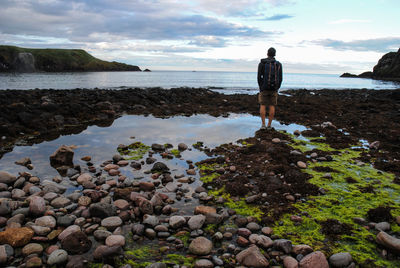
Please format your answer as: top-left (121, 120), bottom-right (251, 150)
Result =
top-left (146, 263), bottom-right (167, 268)
top-left (188, 214), bottom-right (206, 230)
top-left (47, 249), bottom-right (68, 265)
top-left (143, 214), bottom-right (160, 227)
top-left (329, 252), bottom-right (353, 268)
top-left (57, 215), bottom-right (76, 227)
top-left (273, 239), bottom-right (293, 254)
top-left (189, 236), bottom-right (213, 255)
top-left (11, 188), bottom-right (26, 199)
top-left (151, 162), bottom-right (169, 173)
top-left (169, 215), bottom-right (186, 229)
top-left (376, 231), bottom-right (400, 253)
top-left (31, 225), bottom-right (51, 236)
top-left (375, 222), bottom-right (391, 232)
top-left (35, 215), bottom-right (56, 228)
top-left (58, 225), bottom-right (81, 240)
top-left (246, 222), bottom-right (261, 231)
top-left (236, 245), bottom-right (269, 267)
top-left (0, 171), bottom-right (17, 184)
top-left (51, 196), bottom-right (72, 208)
top-left (101, 216), bottom-right (122, 230)
top-left (89, 202), bottom-right (117, 218)
top-left (29, 196), bottom-right (46, 216)
top-left (94, 229), bottom-right (112, 241)
top-left (0, 201), bottom-right (11, 216)
top-left (194, 259), bottom-right (214, 268)
top-left (178, 143), bottom-right (188, 151)
top-left (145, 228), bottom-right (156, 239)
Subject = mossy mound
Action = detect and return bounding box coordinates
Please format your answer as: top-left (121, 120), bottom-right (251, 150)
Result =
top-left (118, 142), bottom-right (150, 160)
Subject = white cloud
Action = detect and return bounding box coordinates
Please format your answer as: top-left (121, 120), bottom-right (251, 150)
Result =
top-left (329, 19), bottom-right (371, 24)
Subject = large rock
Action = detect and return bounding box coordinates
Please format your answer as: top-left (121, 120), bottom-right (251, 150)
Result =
top-left (194, 206), bottom-right (216, 215)
top-left (236, 245), bottom-right (269, 267)
top-left (51, 196), bottom-right (71, 208)
top-left (35, 215), bottom-right (57, 228)
top-left (151, 162), bottom-right (169, 173)
top-left (169, 216), bottom-right (186, 229)
top-left (47, 249), bottom-right (68, 265)
top-left (89, 203), bottom-right (117, 218)
top-left (93, 245), bottom-right (122, 260)
top-left (299, 251), bottom-right (329, 268)
top-left (101, 216), bottom-right (123, 230)
top-left (29, 196), bottom-right (46, 216)
top-left (0, 171), bottom-right (17, 184)
top-left (189, 236), bottom-right (213, 255)
top-left (0, 227), bottom-right (34, 247)
top-left (373, 48), bottom-right (400, 79)
top-left (329, 252), bottom-right (353, 267)
top-left (61, 231), bottom-right (92, 254)
top-left (49, 145), bottom-right (74, 167)
top-left (188, 214), bottom-right (206, 230)
top-left (376, 231), bottom-right (400, 253)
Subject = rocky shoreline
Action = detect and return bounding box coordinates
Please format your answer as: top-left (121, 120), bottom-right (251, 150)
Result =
top-left (1, 87), bottom-right (400, 267)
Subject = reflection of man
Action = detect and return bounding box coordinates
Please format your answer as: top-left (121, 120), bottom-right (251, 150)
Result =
top-left (257, 47), bottom-right (283, 130)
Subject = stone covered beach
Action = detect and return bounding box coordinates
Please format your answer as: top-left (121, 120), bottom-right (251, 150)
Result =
top-left (0, 87), bottom-right (400, 267)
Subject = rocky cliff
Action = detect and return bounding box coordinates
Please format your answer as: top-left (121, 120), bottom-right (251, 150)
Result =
top-left (0, 45), bottom-right (141, 72)
top-left (373, 48), bottom-right (400, 80)
top-left (341, 48), bottom-right (400, 81)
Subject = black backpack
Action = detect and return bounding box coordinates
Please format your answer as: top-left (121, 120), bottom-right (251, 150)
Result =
top-left (262, 59), bottom-right (280, 91)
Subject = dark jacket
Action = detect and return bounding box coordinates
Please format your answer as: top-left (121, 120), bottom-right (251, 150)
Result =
top-left (257, 57), bottom-right (283, 91)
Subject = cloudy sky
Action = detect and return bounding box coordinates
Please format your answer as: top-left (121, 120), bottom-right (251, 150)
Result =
top-left (1, 0), bottom-right (399, 73)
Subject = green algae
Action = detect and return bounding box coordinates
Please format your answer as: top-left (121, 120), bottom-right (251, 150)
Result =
top-left (118, 141), bottom-right (150, 160)
top-left (175, 231), bottom-right (190, 247)
top-left (164, 254), bottom-right (194, 267)
top-left (200, 172), bottom-right (220, 183)
top-left (273, 134), bottom-right (400, 267)
top-left (170, 149), bottom-right (181, 157)
top-left (207, 187), bottom-right (263, 220)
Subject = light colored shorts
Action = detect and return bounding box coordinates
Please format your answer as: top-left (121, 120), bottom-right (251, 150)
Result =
top-left (258, 91), bottom-right (278, 106)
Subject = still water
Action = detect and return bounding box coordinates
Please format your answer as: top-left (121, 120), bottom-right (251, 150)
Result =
top-left (0, 114), bottom-right (306, 181)
top-left (1, 71), bottom-right (399, 92)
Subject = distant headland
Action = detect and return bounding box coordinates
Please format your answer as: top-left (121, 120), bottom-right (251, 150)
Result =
top-left (341, 48), bottom-right (400, 82)
top-left (0, 45), bottom-right (142, 72)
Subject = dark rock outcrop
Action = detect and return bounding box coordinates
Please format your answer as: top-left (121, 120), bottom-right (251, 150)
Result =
top-left (341, 48), bottom-right (400, 81)
top-left (373, 48), bottom-right (400, 80)
top-left (0, 45), bottom-right (141, 72)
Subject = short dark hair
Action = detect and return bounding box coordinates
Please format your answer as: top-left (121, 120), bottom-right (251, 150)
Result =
top-left (267, 47), bottom-right (276, 57)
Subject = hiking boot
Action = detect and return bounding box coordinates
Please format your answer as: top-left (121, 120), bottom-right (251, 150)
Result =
top-left (267, 126), bottom-right (275, 130)
top-left (260, 125), bottom-right (267, 130)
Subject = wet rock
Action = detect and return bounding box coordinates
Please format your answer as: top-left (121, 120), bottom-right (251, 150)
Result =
top-left (329, 252), bottom-right (353, 267)
top-left (94, 229), bottom-right (112, 241)
top-left (236, 245), bottom-right (269, 267)
top-left (51, 196), bottom-right (72, 208)
top-left (375, 222), bottom-right (391, 232)
top-left (169, 215), bottom-right (186, 229)
top-left (29, 196), bottom-right (46, 216)
top-left (93, 245), bottom-right (122, 260)
top-left (297, 161), bottom-right (307, 169)
top-left (26, 256), bottom-right (42, 267)
top-left (35, 215), bottom-right (56, 228)
top-left (143, 214), bottom-right (159, 227)
top-left (81, 156), bottom-right (91, 161)
top-left (66, 255), bottom-right (88, 268)
top-left (89, 203), bottom-right (117, 218)
top-left (47, 249), bottom-right (68, 265)
top-left (22, 243), bottom-right (43, 256)
top-left (188, 214), bottom-right (206, 230)
top-left (189, 236), bottom-right (213, 255)
top-left (105, 234), bottom-right (125, 247)
top-left (152, 143), bottom-right (164, 151)
top-left (273, 239), bottom-right (293, 254)
top-left (31, 225), bottom-right (51, 236)
top-left (151, 162), bottom-right (169, 173)
top-left (77, 173), bottom-right (92, 184)
top-left (0, 244), bottom-right (13, 264)
top-left (195, 205), bottom-right (216, 215)
top-left (299, 251), bottom-right (329, 268)
top-left (283, 256), bottom-right (299, 268)
top-left (101, 216), bottom-right (123, 230)
top-left (58, 225), bottom-right (81, 240)
top-left (187, 169), bottom-right (196, 175)
top-left (0, 171), bottom-right (17, 184)
top-left (57, 215), bottom-right (76, 226)
top-left (178, 143), bottom-right (188, 151)
top-left (61, 231), bottom-right (92, 254)
top-left (376, 231), bottom-right (400, 253)
top-left (249, 234), bottom-right (273, 248)
top-left (293, 244), bottom-right (313, 256)
top-left (139, 181), bottom-right (155, 191)
top-left (15, 157), bottom-right (31, 166)
top-left (237, 236), bottom-right (250, 247)
top-left (114, 199), bottom-right (130, 210)
top-left (50, 145), bottom-right (74, 167)
top-left (0, 227), bottom-right (34, 247)
top-left (194, 259), bottom-right (214, 268)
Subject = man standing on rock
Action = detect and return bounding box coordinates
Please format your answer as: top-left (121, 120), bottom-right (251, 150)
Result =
top-left (257, 47), bottom-right (283, 130)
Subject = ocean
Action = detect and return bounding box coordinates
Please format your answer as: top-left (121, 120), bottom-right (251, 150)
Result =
top-left (0, 71), bottom-right (399, 93)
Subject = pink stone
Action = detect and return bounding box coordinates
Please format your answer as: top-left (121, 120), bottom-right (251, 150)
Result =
top-left (299, 251), bottom-right (329, 268)
top-left (105, 234), bottom-right (125, 247)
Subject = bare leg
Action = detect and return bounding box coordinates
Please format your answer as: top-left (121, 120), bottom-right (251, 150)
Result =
top-left (260, 105), bottom-right (266, 126)
top-left (267, 105), bottom-right (275, 127)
